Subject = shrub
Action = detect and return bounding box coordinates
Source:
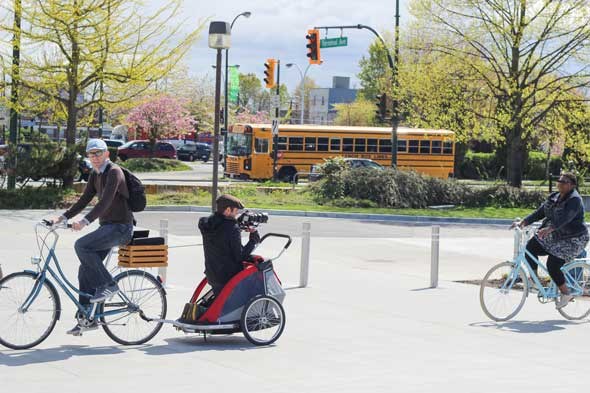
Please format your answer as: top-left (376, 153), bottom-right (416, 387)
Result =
top-left (0, 186), bottom-right (73, 209)
top-left (309, 157), bottom-right (347, 201)
top-left (459, 152), bottom-right (500, 180)
top-left (525, 151), bottom-right (562, 180)
top-left (459, 150), bottom-right (562, 180)
top-left (5, 137), bottom-right (79, 184)
top-left (119, 158), bottom-right (191, 172)
top-left (310, 161), bottom-right (546, 209)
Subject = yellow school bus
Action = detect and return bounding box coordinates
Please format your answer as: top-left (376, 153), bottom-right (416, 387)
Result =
top-left (224, 124), bottom-right (455, 181)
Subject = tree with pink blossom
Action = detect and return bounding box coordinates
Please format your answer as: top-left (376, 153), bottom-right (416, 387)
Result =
top-left (234, 109), bottom-right (270, 124)
top-left (126, 95), bottom-right (196, 154)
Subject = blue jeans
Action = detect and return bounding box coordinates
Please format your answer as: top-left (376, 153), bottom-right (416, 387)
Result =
top-left (74, 223), bottom-right (133, 305)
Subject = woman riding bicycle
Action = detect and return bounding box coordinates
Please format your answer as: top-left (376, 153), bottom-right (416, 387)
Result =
top-left (513, 172), bottom-right (589, 309)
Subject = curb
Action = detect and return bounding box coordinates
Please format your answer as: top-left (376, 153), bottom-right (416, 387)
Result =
top-left (144, 205), bottom-right (514, 226)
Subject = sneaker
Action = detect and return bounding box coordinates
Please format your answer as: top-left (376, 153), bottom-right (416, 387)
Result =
top-left (556, 294), bottom-right (574, 309)
top-left (90, 284), bottom-right (120, 303)
top-left (66, 321), bottom-right (98, 336)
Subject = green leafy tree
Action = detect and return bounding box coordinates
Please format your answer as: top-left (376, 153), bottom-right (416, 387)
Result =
top-left (238, 73), bottom-right (262, 111)
top-left (333, 98), bottom-right (377, 126)
top-left (412, 0), bottom-right (590, 186)
top-left (358, 41), bottom-right (392, 100)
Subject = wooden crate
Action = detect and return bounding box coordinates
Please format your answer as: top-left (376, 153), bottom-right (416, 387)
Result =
top-left (118, 244), bottom-right (168, 268)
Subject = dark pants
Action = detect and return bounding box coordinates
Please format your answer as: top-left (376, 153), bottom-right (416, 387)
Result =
top-left (525, 236), bottom-right (567, 287)
top-left (74, 223), bottom-right (133, 305)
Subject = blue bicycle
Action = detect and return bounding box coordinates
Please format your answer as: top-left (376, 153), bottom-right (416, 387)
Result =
top-left (480, 227), bottom-right (590, 321)
top-left (0, 221), bottom-right (167, 349)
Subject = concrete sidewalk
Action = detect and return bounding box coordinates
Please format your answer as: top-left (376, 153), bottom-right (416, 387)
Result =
top-left (0, 211), bottom-right (588, 392)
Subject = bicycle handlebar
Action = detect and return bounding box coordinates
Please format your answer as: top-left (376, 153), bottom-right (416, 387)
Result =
top-left (40, 219), bottom-right (72, 229)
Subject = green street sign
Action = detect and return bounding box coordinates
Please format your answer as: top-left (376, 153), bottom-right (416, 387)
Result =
top-left (320, 37), bottom-right (348, 48)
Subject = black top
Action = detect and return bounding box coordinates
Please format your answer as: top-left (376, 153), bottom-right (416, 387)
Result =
top-left (524, 189), bottom-right (588, 239)
top-left (198, 213), bottom-right (259, 294)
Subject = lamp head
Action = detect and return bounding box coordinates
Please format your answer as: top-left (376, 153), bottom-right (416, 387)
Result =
top-left (208, 21), bottom-right (231, 49)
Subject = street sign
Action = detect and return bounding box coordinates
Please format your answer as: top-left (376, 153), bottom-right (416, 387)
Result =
top-left (272, 120), bottom-right (279, 136)
top-left (270, 94), bottom-right (280, 108)
top-left (320, 37), bottom-right (348, 48)
top-left (270, 94), bottom-right (280, 121)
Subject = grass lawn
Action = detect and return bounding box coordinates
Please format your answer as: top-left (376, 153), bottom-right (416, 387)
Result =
top-left (146, 188), bottom-right (539, 220)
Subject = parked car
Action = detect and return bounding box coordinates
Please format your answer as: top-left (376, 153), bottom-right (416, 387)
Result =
top-left (103, 139), bottom-right (125, 148)
top-left (117, 140), bottom-right (177, 161)
top-left (177, 143), bottom-right (211, 162)
top-left (309, 158), bottom-right (384, 181)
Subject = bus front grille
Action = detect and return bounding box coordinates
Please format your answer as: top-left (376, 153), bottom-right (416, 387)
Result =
top-left (227, 161), bottom-right (239, 174)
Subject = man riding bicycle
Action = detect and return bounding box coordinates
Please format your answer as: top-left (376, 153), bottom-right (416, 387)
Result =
top-left (51, 139), bottom-right (134, 335)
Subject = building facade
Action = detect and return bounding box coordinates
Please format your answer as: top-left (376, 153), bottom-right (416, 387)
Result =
top-left (308, 76), bottom-right (358, 125)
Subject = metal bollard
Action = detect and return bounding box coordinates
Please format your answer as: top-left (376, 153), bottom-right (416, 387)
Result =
top-left (513, 227), bottom-right (522, 260)
top-left (430, 226), bottom-right (440, 288)
top-left (159, 219), bottom-right (168, 286)
top-left (299, 222), bottom-right (311, 288)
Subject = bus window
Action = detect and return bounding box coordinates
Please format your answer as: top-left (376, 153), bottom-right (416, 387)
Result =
top-left (354, 138), bottom-right (366, 152)
top-left (255, 138), bottom-right (269, 153)
top-left (318, 137), bottom-right (329, 151)
top-left (343, 138), bottom-right (353, 152)
top-left (431, 140), bottom-right (442, 154)
top-left (330, 138), bottom-right (341, 151)
top-left (397, 140), bottom-right (407, 153)
top-left (367, 139), bottom-right (378, 152)
top-left (305, 137), bottom-right (316, 151)
top-left (379, 139), bottom-right (392, 153)
top-left (278, 137), bottom-right (287, 150)
top-left (289, 137), bottom-right (303, 151)
top-left (420, 140), bottom-right (431, 154)
top-left (408, 140), bottom-right (419, 153)
top-left (443, 141), bottom-right (453, 154)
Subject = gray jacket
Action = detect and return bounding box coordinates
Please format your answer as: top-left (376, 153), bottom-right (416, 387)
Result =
top-left (524, 189), bottom-right (588, 239)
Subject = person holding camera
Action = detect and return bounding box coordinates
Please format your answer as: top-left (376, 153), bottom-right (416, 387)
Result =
top-left (198, 194), bottom-right (260, 296)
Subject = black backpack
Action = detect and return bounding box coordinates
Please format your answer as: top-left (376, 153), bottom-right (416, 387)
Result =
top-left (121, 166), bottom-right (146, 212)
top-left (106, 163), bottom-right (146, 212)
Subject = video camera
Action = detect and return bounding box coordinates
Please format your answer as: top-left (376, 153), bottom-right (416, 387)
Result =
top-left (237, 210), bottom-right (269, 230)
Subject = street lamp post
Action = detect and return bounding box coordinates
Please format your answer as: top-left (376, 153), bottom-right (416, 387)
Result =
top-left (208, 21), bottom-right (231, 212)
top-left (224, 11), bottom-right (251, 169)
top-left (285, 63), bottom-right (311, 125)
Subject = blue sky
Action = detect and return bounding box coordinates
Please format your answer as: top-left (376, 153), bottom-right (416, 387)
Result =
top-left (150, 0), bottom-right (410, 92)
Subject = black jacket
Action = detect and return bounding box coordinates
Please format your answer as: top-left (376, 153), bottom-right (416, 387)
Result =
top-left (524, 189), bottom-right (588, 239)
top-left (198, 213), bottom-right (259, 293)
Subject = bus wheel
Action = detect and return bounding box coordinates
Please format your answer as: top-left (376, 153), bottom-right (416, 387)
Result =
top-left (278, 167), bottom-right (297, 182)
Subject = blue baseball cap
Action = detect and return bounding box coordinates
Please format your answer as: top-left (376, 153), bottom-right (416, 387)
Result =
top-left (86, 139), bottom-right (108, 152)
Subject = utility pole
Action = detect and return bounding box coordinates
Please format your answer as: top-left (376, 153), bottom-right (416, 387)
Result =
top-left (8, 0), bottom-right (21, 190)
top-left (272, 61), bottom-right (281, 181)
top-left (391, 0), bottom-right (401, 168)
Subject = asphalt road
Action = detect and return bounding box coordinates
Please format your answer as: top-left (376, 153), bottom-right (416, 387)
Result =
top-left (134, 210), bottom-right (511, 238)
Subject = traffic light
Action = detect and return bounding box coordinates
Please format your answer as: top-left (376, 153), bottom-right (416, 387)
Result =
top-left (375, 93), bottom-right (387, 121)
top-left (306, 29), bottom-right (321, 65)
top-left (264, 59), bottom-right (277, 89)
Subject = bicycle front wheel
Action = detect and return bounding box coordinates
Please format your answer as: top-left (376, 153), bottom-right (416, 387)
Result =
top-left (558, 262), bottom-right (590, 320)
top-left (101, 270), bottom-right (167, 345)
top-left (0, 271), bottom-right (60, 350)
top-left (480, 261), bottom-right (528, 322)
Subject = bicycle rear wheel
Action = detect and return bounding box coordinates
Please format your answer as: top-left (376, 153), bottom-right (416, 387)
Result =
top-left (101, 270), bottom-right (167, 345)
top-left (480, 261), bottom-right (528, 322)
top-left (557, 262), bottom-right (590, 320)
top-left (0, 271), bottom-right (60, 350)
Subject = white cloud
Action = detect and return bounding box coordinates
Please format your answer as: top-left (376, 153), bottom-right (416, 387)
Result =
top-left (150, 0), bottom-right (410, 92)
